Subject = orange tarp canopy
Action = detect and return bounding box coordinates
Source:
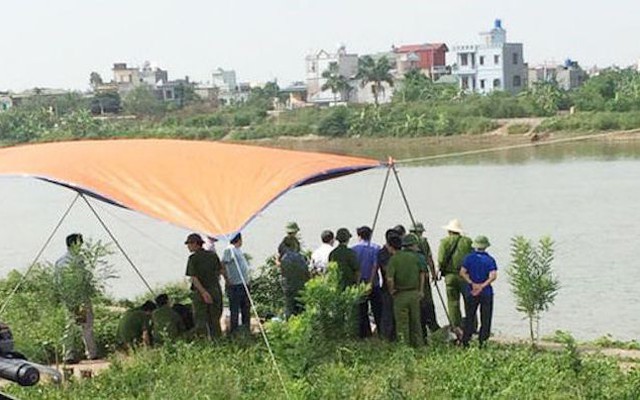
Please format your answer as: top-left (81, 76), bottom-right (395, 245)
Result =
top-left (0, 139), bottom-right (381, 236)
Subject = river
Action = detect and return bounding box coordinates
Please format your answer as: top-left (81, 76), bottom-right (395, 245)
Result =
top-left (1, 139), bottom-right (639, 341)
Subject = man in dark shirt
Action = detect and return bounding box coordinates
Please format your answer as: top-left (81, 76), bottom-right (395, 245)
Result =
top-left (328, 228), bottom-right (359, 291)
top-left (377, 229), bottom-right (402, 341)
top-left (184, 233), bottom-right (226, 339)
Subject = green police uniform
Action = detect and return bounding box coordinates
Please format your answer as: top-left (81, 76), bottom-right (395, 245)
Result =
top-left (152, 305), bottom-right (185, 343)
top-left (280, 250), bottom-right (311, 318)
top-left (278, 235), bottom-right (301, 256)
top-left (117, 308), bottom-right (150, 348)
top-left (328, 244), bottom-right (359, 291)
top-left (186, 249), bottom-right (223, 338)
top-left (438, 234), bottom-right (473, 328)
top-left (416, 237), bottom-right (435, 302)
top-left (387, 250), bottom-right (424, 347)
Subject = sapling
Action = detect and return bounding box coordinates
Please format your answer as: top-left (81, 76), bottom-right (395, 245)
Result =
top-left (508, 236), bottom-right (560, 346)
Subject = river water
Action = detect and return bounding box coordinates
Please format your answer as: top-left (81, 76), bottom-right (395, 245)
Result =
top-left (1, 139), bottom-right (639, 341)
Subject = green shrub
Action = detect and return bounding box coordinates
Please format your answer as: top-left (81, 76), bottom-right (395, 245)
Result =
top-left (317, 106), bottom-right (351, 137)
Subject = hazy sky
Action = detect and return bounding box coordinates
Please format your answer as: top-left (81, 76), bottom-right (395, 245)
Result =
top-left (1, 0), bottom-right (638, 91)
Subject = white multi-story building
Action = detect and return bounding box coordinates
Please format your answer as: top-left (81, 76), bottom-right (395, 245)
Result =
top-left (305, 45), bottom-right (359, 104)
top-left (452, 20), bottom-right (527, 95)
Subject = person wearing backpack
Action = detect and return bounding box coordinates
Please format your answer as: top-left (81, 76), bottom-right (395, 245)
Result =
top-left (437, 219), bottom-right (473, 329)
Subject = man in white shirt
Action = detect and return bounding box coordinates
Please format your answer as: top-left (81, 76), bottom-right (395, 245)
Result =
top-left (311, 230), bottom-right (335, 274)
top-left (221, 233), bottom-right (251, 334)
top-left (55, 233), bottom-right (98, 363)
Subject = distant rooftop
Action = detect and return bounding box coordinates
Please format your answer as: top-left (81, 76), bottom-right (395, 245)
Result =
top-left (394, 43), bottom-right (448, 53)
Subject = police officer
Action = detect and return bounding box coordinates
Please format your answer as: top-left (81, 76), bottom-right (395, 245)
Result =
top-left (410, 222), bottom-right (441, 336)
top-left (184, 233), bottom-right (226, 339)
top-left (117, 300), bottom-right (156, 350)
top-left (151, 294), bottom-right (185, 344)
top-left (279, 238), bottom-right (311, 319)
top-left (387, 234), bottom-right (425, 347)
top-left (437, 219), bottom-right (473, 329)
top-left (278, 222), bottom-right (301, 258)
top-left (328, 228), bottom-right (359, 291)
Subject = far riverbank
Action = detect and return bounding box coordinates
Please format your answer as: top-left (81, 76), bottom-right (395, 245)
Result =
top-left (249, 129), bottom-right (640, 162)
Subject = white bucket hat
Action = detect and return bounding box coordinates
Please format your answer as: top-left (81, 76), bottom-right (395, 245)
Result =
top-left (442, 218), bottom-right (464, 233)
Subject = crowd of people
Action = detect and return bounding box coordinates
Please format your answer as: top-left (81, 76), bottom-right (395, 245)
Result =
top-left (54, 218), bottom-right (498, 361)
top-left (181, 218), bottom-right (498, 349)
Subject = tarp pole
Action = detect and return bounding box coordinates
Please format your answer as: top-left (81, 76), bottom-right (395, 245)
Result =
top-left (0, 193), bottom-right (81, 316)
top-left (371, 163), bottom-right (392, 234)
top-left (80, 194), bottom-right (155, 295)
top-left (390, 164), bottom-right (453, 328)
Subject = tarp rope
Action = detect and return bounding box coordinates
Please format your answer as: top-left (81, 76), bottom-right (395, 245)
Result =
top-left (80, 194), bottom-right (155, 295)
top-left (223, 237), bottom-right (290, 399)
top-left (394, 130), bottom-right (640, 165)
top-left (0, 193), bottom-right (81, 316)
top-left (92, 201), bottom-right (184, 262)
top-left (390, 164), bottom-right (454, 327)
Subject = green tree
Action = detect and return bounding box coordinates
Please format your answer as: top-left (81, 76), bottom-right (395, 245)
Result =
top-left (321, 62), bottom-right (352, 104)
top-left (90, 91), bottom-right (121, 114)
top-left (174, 83), bottom-right (199, 108)
top-left (123, 85), bottom-right (165, 116)
top-left (56, 240), bottom-right (117, 315)
top-left (508, 236), bottom-right (560, 346)
top-left (89, 72), bottom-right (104, 89)
top-left (521, 81), bottom-right (567, 116)
top-left (356, 55), bottom-right (394, 106)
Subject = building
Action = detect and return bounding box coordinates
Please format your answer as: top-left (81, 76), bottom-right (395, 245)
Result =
top-left (306, 45), bottom-right (359, 104)
top-left (112, 63), bottom-right (141, 95)
top-left (393, 43), bottom-right (448, 79)
top-left (211, 68), bottom-right (239, 105)
top-left (530, 59), bottom-right (588, 90)
top-left (279, 82), bottom-right (308, 110)
top-left (140, 61), bottom-right (168, 87)
top-left (112, 62), bottom-right (168, 96)
top-left (451, 19), bottom-right (527, 95)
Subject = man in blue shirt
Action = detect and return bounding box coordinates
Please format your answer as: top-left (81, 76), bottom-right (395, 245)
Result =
top-left (459, 235), bottom-right (498, 347)
top-left (351, 226), bottom-right (382, 338)
top-left (222, 233), bottom-right (251, 334)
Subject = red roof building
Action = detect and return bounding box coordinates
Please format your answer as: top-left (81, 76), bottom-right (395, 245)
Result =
top-left (394, 43), bottom-right (448, 78)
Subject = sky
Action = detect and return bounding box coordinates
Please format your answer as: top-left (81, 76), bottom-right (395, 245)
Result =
top-left (1, 0), bottom-right (638, 91)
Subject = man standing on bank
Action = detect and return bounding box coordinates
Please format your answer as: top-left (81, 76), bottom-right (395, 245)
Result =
top-left (185, 233), bottom-right (225, 339)
top-left (460, 235), bottom-right (497, 347)
top-left (410, 222), bottom-right (441, 336)
top-left (222, 233), bottom-right (251, 335)
top-left (387, 234), bottom-right (425, 348)
top-left (329, 228), bottom-right (360, 291)
top-left (437, 219), bottom-right (473, 329)
top-left (55, 233), bottom-right (98, 363)
top-left (351, 226), bottom-right (382, 338)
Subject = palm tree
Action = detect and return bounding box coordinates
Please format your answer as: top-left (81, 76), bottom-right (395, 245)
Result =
top-left (356, 55), bottom-right (395, 106)
top-left (321, 63), bottom-right (351, 105)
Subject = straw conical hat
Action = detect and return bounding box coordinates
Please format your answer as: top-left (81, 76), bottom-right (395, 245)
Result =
top-left (442, 219), bottom-right (464, 233)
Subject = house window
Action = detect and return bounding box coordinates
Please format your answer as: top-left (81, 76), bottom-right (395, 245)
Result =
top-left (461, 76), bottom-right (469, 89)
top-left (480, 79), bottom-right (485, 89)
top-left (460, 53), bottom-right (468, 66)
top-left (513, 53), bottom-right (519, 65)
top-left (165, 90), bottom-right (174, 100)
top-left (479, 56), bottom-right (485, 66)
top-left (513, 75), bottom-right (521, 87)
top-left (493, 79), bottom-right (501, 88)
top-left (494, 55), bottom-right (500, 65)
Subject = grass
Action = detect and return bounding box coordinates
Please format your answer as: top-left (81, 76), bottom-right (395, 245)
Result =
top-left (5, 338), bottom-right (640, 399)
